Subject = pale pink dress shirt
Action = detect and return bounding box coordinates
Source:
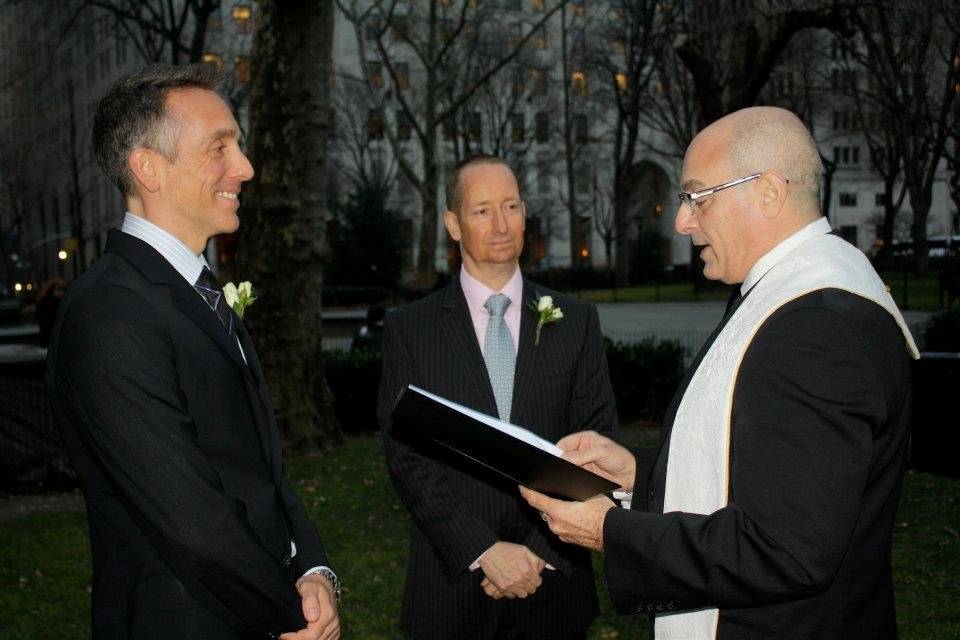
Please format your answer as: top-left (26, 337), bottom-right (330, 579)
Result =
top-left (459, 264), bottom-right (523, 352)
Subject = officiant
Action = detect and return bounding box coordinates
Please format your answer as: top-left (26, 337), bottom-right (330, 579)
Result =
top-left (521, 107), bottom-right (919, 640)
top-left (377, 154), bottom-right (617, 640)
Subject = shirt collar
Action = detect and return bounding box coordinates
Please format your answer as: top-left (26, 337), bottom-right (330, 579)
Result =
top-left (121, 212), bottom-right (209, 286)
top-left (741, 217), bottom-right (831, 295)
top-left (460, 264), bottom-right (523, 317)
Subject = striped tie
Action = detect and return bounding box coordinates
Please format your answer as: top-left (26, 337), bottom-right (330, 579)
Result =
top-left (194, 266), bottom-right (235, 337)
top-left (482, 293), bottom-right (516, 421)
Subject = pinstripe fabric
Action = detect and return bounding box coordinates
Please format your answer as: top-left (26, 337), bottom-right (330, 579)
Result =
top-left (378, 277), bottom-right (619, 640)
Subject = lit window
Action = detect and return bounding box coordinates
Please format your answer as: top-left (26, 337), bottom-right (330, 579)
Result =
top-left (233, 4), bottom-right (252, 33)
top-left (571, 70), bottom-right (587, 96)
top-left (202, 53), bottom-right (224, 69)
top-left (235, 55), bottom-right (251, 83)
top-left (573, 1), bottom-right (585, 17)
top-left (615, 72), bottom-right (628, 92)
top-left (532, 0), bottom-right (545, 10)
top-left (613, 38), bottom-right (625, 54)
top-left (509, 22), bottom-right (522, 48)
top-left (531, 67), bottom-right (548, 95)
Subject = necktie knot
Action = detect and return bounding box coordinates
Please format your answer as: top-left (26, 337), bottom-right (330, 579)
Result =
top-left (484, 293), bottom-right (511, 318)
top-left (194, 266), bottom-right (234, 337)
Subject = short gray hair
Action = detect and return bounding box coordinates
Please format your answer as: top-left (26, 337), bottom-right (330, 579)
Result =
top-left (93, 63), bottom-right (224, 196)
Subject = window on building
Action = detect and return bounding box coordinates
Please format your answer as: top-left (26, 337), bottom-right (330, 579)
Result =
top-left (573, 1), bottom-right (585, 17)
top-left (509, 22), bottom-right (522, 48)
top-left (532, 0), bottom-right (545, 11)
top-left (202, 53), bottom-right (224, 69)
top-left (613, 37), bottom-right (625, 55)
top-left (235, 56), bottom-right (251, 83)
top-left (571, 70), bottom-right (587, 96)
top-left (535, 112), bottom-right (549, 142)
top-left (513, 66), bottom-right (526, 96)
top-left (537, 160), bottom-right (551, 193)
top-left (398, 218), bottom-right (414, 267)
top-left (511, 112), bottom-right (524, 143)
top-left (875, 193), bottom-right (887, 207)
top-left (397, 110), bottom-right (412, 140)
top-left (523, 215), bottom-right (546, 268)
top-left (442, 117), bottom-right (456, 141)
top-left (505, 0), bottom-right (522, 10)
top-left (839, 193), bottom-right (857, 207)
top-left (391, 14), bottom-right (410, 39)
top-left (575, 215), bottom-right (592, 265)
top-left (615, 72), bottom-right (628, 93)
top-left (851, 147), bottom-right (860, 164)
top-left (532, 67), bottom-right (548, 95)
top-left (468, 112), bottom-right (482, 142)
top-left (367, 61), bottom-right (383, 87)
top-left (365, 16), bottom-right (383, 40)
top-left (395, 62), bottom-right (410, 90)
top-left (233, 4), bottom-right (253, 32)
top-left (574, 113), bottom-right (588, 142)
top-left (842, 147), bottom-right (850, 164)
top-left (533, 25), bottom-right (547, 49)
top-left (367, 110), bottom-right (384, 140)
top-left (840, 225), bottom-right (858, 245)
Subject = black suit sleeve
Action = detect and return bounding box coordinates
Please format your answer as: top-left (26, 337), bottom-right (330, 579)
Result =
top-left (602, 305), bottom-right (892, 612)
top-left (278, 475), bottom-right (331, 576)
top-left (378, 311), bottom-right (499, 582)
top-left (52, 285), bottom-right (305, 636)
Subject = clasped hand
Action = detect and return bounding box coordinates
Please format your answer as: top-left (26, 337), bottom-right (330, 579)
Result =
top-left (478, 541), bottom-right (546, 599)
top-left (279, 574), bottom-right (340, 640)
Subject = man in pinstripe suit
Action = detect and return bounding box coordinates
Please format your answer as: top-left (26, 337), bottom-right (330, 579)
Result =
top-left (378, 154), bottom-right (618, 640)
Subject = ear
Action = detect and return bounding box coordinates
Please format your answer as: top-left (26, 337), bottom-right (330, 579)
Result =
top-left (757, 171), bottom-right (787, 220)
top-left (128, 148), bottom-right (160, 194)
top-left (443, 209), bottom-right (462, 241)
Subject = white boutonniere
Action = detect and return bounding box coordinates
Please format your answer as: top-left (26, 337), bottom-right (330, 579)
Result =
top-left (530, 293), bottom-right (563, 346)
top-left (222, 280), bottom-right (257, 319)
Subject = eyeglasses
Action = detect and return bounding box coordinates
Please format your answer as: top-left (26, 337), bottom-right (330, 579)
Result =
top-left (677, 173), bottom-right (789, 215)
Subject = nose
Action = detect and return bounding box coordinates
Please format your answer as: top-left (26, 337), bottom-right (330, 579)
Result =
top-left (674, 202), bottom-right (698, 236)
top-left (233, 148), bottom-right (255, 182)
top-left (492, 208), bottom-right (509, 234)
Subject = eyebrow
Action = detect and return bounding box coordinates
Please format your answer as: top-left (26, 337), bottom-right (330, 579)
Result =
top-left (681, 179), bottom-right (706, 192)
top-left (208, 128), bottom-right (240, 142)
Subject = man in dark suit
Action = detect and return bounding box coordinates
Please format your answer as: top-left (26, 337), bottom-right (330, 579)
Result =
top-left (46, 64), bottom-right (339, 640)
top-left (378, 154), bottom-right (618, 640)
top-left (522, 107), bottom-right (918, 639)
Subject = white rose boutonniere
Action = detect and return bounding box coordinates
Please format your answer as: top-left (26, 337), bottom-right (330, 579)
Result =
top-left (530, 293), bottom-right (563, 346)
top-left (223, 280), bottom-right (257, 319)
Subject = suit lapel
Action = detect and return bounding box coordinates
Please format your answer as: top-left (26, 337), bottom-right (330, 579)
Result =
top-left (439, 281), bottom-right (499, 417)
top-left (235, 320), bottom-right (280, 475)
top-left (105, 229), bottom-right (254, 382)
top-left (511, 280), bottom-right (543, 426)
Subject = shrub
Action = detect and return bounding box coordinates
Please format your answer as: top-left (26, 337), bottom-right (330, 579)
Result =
top-left (323, 349), bottom-right (383, 433)
top-left (604, 337), bottom-right (686, 423)
top-left (923, 307), bottom-right (960, 351)
top-left (322, 337), bottom-right (686, 432)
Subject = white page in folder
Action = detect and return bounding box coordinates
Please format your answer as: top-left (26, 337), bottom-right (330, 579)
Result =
top-left (408, 385), bottom-right (563, 457)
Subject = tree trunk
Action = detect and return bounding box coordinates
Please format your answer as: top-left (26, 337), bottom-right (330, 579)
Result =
top-left (238, 0), bottom-right (342, 453)
top-left (613, 177), bottom-right (632, 287)
top-left (417, 137), bottom-right (440, 282)
top-left (879, 173), bottom-right (898, 260)
top-left (911, 193), bottom-right (931, 275)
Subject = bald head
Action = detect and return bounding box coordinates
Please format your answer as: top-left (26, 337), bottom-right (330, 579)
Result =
top-left (692, 107), bottom-right (823, 217)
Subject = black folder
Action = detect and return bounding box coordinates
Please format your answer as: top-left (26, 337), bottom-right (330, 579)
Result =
top-left (390, 385), bottom-right (619, 501)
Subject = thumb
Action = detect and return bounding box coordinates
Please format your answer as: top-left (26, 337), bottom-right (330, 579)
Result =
top-left (301, 590), bottom-right (320, 622)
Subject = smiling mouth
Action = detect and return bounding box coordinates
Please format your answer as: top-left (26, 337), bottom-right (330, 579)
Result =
top-left (216, 191), bottom-right (239, 200)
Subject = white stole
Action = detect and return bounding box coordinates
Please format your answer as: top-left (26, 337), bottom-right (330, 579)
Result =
top-left (654, 233), bottom-right (919, 640)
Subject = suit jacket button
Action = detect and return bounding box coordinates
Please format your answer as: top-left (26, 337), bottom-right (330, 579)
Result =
top-left (648, 488), bottom-right (655, 502)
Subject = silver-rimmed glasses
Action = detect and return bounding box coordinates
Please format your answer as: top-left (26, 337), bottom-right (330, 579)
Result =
top-left (677, 173), bottom-right (789, 214)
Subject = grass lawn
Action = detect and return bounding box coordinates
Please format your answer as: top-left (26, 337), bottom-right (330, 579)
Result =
top-left (1, 434), bottom-right (957, 639)
top-left (577, 269), bottom-right (945, 311)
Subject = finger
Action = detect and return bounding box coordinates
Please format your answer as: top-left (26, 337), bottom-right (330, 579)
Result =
top-left (301, 589), bottom-right (321, 623)
top-left (320, 620), bottom-right (341, 640)
top-left (519, 486), bottom-right (564, 516)
top-left (561, 446), bottom-right (608, 467)
top-left (556, 431), bottom-right (597, 452)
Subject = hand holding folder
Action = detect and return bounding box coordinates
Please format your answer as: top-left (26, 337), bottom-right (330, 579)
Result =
top-left (390, 385), bottom-right (618, 501)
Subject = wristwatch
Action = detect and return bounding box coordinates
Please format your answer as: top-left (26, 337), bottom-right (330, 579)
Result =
top-left (305, 567), bottom-right (341, 604)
